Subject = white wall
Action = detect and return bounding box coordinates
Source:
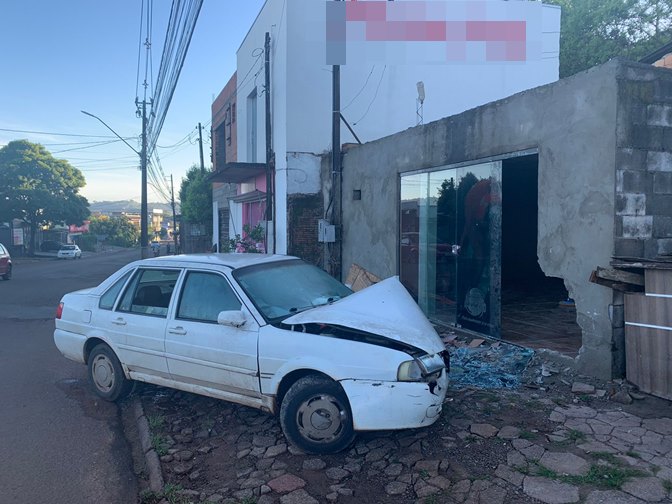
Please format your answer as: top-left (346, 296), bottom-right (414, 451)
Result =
top-left (285, 0), bottom-right (560, 153)
top-left (234, 0), bottom-right (561, 254)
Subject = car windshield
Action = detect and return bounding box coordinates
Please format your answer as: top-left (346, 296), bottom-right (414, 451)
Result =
top-left (233, 259), bottom-right (352, 322)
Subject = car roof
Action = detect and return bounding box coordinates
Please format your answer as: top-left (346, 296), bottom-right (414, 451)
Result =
top-left (130, 253), bottom-right (298, 270)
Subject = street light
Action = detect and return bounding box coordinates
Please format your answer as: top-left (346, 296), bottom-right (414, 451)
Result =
top-left (81, 109), bottom-right (149, 259)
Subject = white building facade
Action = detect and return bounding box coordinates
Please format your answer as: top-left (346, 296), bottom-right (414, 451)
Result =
top-left (215, 0), bottom-right (561, 258)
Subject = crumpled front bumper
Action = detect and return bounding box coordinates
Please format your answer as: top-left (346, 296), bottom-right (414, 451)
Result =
top-left (340, 369), bottom-right (449, 431)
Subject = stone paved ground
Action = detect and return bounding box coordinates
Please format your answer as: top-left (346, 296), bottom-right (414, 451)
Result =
top-left (134, 372), bottom-right (672, 504)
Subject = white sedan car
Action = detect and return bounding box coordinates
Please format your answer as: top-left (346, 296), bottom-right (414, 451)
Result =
top-left (54, 254), bottom-right (449, 453)
top-left (57, 244), bottom-right (82, 259)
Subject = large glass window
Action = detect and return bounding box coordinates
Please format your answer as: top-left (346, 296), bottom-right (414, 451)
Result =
top-left (400, 162), bottom-right (502, 337)
top-left (177, 272), bottom-right (241, 323)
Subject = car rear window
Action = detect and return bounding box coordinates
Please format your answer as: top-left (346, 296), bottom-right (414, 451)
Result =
top-left (99, 270), bottom-right (133, 310)
top-left (62, 245), bottom-right (76, 250)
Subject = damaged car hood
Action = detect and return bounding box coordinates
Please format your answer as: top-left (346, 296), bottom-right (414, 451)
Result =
top-left (283, 276), bottom-right (444, 355)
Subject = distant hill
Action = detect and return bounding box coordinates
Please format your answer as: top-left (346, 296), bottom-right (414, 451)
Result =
top-left (90, 200), bottom-right (178, 215)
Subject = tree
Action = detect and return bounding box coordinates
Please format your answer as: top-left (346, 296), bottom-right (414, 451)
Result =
top-left (179, 165), bottom-right (212, 228)
top-left (89, 215), bottom-right (139, 248)
top-left (547, 0), bottom-right (672, 78)
top-left (0, 140), bottom-right (89, 253)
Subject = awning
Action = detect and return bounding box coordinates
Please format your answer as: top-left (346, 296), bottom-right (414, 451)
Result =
top-left (209, 162), bottom-right (267, 184)
top-left (229, 189), bottom-right (267, 204)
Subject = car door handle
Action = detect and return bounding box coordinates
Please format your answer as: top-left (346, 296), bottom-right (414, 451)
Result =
top-left (168, 326), bottom-right (187, 335)
top-left (112, 317), bottom-right (127, 326)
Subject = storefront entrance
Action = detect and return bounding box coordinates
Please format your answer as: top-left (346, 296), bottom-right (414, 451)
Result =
top-left (400, 161), bottom-right (502, 337)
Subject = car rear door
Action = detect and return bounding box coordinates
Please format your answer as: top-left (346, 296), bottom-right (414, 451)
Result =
top-left (164, 269), bottom-right (261, 398)
top-left (108, 267), bottom-right (182, 378)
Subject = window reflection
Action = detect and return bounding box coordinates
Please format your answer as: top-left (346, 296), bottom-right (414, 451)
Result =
top-left (400, 162), bottom-right (501, 337)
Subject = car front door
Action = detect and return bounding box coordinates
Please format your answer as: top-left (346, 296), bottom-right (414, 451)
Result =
top-left (164, 269), bottom-right (261, 399)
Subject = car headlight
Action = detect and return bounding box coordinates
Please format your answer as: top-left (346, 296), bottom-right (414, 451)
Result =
top-left (397, 353), bottom-right (445, 382)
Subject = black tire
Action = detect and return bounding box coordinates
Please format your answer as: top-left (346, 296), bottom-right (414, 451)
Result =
top-left (87, 344), bottom-right (133, 401)
top-left (2, 265), bottom-right (11, 280)
top-left (280, 375), bottom-right (355, 454)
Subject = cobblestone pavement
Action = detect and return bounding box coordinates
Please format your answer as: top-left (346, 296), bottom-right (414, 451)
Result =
top-left (135, 367), bottom-right (672, 504)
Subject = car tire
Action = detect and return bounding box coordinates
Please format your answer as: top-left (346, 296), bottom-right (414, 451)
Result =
top-left (280, 375), bottom-right (355, 454)
top-left (88, 344), bottom-right (133, 401)
top-left (2, 265), bottom-right (11, 280)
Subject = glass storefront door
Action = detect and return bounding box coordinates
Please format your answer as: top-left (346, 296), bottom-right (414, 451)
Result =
top-left (400, 161), bottom-right (502, 337)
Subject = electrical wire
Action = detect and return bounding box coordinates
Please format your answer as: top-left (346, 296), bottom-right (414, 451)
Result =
top-left (0, 127), bottom-right (122, 139)
top-left (135, 0), bottom-right (145, 99)
top-left (342, 66), bottom-right (376, 112)
top-left (353, 65), bottom-right (387, 126)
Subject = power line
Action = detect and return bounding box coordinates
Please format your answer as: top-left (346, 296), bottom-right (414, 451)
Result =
top-left (0, 127), bottom-right (122, 139)
top-left (353, 65), bottom-right (387, 126)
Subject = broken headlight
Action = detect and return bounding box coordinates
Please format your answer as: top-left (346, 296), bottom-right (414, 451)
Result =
top-left (397, 354), bottom-right (445, 382)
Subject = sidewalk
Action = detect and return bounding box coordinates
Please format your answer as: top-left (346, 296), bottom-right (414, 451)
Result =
top-left (136, 341), bottom-right (672, 504)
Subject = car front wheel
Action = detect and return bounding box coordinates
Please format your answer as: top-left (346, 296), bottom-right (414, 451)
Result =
top-left (280, 375), bottom-right (355, 454)
top-left (88, 344), bottom-right (132, 401)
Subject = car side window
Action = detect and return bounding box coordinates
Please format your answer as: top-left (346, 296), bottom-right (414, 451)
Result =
top-left (99, 270), bottom-right (133, 310)
top-left (117, 268), bottom-right (180, 317)
top-left (177, 271), bottom-right (241, 323)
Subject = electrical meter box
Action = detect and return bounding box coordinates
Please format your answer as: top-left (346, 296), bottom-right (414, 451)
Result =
top-left (318, 219), bottom-right (336, 243)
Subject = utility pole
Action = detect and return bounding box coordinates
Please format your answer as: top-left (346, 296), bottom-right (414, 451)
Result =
top-left (198, 122), bottom-right (205, 173)
top-left (331, 10), bottom-right (342, 279)
top-left (139, 99), bottom-right (149, 259)
top-left (264, 31), bottom-right (274, 252)
top-left (81, 107), bottom-right (149, 259)
top-left (170, 174), bottom-right (178, 254)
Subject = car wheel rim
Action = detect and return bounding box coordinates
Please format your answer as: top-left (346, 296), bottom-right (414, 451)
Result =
top-left (296, 394), bottom-right (346, 443)
top-left (92, 355), bottom-right (115, 392)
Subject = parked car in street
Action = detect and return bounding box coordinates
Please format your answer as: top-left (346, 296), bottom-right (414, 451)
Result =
top-left (54, 254), bottom-right (449, 453)
top-left (40, 240), bottom-right (64, 252)
top-left (0, 243), bottom-right (12, 280)
top-left (57, 244), bottom-right (82, 259)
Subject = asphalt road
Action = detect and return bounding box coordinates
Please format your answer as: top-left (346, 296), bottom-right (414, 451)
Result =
top-left (0, 248), bottom-right (141, 504)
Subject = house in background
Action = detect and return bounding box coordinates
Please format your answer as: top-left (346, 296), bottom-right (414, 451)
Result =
top-left (640, 40), bottom-right (672, 69)
top-left (211, 0), bottom-right (562, 261)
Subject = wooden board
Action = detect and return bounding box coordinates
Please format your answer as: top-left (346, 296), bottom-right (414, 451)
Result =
top-left (625, 293), bottom-right (672, 400)
top-left (645, 269), bottom-right (672, 296)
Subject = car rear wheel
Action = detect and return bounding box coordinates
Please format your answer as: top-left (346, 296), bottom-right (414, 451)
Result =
top-left (280, 375), bottom-right (355, 454)
top-left (88, 344), bottom-right (132, 401)
top-left (2, 265), bottom-right (11, 280)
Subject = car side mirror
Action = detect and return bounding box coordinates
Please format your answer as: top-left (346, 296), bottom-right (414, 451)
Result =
top-left (217, 310), bottom-right (247, 328)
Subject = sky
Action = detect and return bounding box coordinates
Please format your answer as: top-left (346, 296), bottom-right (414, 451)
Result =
top-left (0, 0), bottom-right (265, 204)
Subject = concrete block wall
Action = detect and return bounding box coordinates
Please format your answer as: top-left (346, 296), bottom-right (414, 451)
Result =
top-left (615, 62), bottom-right (672, 259)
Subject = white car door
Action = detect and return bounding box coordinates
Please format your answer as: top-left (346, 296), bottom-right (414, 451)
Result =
top-left (110, 267), bottom-right (182, 378)
top-left (164, 269), bottom-right (261, 398)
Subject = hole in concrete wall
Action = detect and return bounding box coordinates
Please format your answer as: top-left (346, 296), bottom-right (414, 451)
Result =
top-left (500, 154), bottom-right (582, 357)
top-left (353, 189), bottom-right (361, 201)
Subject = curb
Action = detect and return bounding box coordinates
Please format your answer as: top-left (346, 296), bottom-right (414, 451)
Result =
top-left (133, 397), bottom-right (164, 493)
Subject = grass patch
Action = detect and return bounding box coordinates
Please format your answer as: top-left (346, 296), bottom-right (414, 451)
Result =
top-left (147, 414), bottom-right (165, 431)
top-left (566, 429), bottom-right (587, 442)
top-left (151, 434), bottom-right (169, 456)
top-left (590, 452), bottom-right (620, 465)
top-left (519, 430), bottom-right (536, 440)
top-left (139, 484), bottom-right (188, 504)
top-left (419, 469), bottom-right (431, 480)
top-left (530, 462), bottom-right (647, 490)
top-left (663, 480), bottom-right (672, 493)
top-left (625, 450), bottom-right (641, 459)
